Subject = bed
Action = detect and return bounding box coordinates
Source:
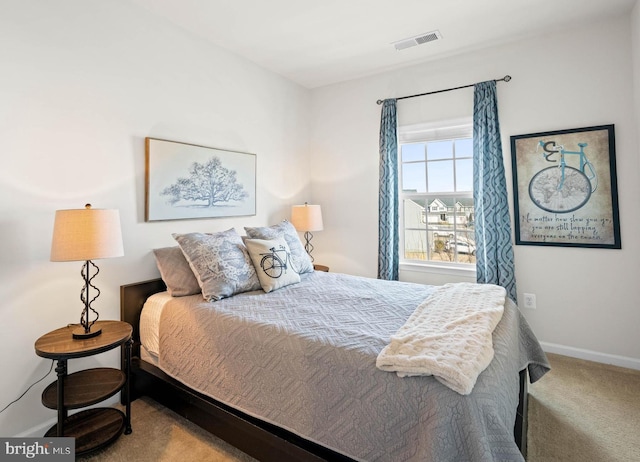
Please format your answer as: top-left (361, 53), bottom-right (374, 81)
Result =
top-left (120, 268), bottom-right (549, 462)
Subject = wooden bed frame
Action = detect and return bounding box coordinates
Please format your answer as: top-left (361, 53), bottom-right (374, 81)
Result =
top-left (120, 278), bottom-right (529, 461)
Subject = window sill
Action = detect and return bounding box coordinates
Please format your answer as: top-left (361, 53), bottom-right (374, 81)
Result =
top-left (399, 261), bottom-right (476, 277)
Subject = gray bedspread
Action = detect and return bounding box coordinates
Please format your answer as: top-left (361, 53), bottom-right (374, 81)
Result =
top-left (157, 271), bottom-right (549, 461)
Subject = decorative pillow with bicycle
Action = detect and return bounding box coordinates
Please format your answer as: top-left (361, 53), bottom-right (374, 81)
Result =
top-left (245, 237), bottom-right (301, 293)
top-left (244, 221), bottom-right (314, 274)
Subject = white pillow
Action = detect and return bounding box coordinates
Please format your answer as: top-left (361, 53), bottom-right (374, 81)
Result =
top-left (244, 221), bottom-right (314, 274)
top-left (244, 237), bottom-right (301, 293)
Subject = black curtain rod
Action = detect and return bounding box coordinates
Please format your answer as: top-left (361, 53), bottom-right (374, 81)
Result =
top-left (376, 75), bottom-right (511, 105)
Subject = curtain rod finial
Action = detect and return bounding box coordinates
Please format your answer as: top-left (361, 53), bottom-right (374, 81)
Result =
top-left (376, 99), bottom-right (383, 105)
top-left (504, 75), bottom-right (512, 82)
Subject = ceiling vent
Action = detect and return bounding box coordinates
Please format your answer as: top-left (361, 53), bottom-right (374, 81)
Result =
top-left (393, 30), bottom-right (442, 51)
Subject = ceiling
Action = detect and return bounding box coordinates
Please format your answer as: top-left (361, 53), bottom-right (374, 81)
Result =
top-left (129, 0), bottom-right (637, 89)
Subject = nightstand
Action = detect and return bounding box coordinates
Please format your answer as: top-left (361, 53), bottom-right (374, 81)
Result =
top-left (313, 264), bottom-right (329, 272)
top-left (35, 320), bottom-right (133, 456)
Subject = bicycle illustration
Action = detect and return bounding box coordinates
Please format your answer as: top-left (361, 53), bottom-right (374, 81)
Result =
top-left (259, 245), bottom-right (298, 278)
top-left (528, 140), bottom-right (598, 213)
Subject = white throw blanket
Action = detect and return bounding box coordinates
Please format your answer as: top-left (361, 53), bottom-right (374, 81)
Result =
top-left (376, 282), bottom-right (506, 395)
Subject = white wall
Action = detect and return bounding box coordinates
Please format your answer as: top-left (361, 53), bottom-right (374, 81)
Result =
top-left (310, 16), bottom-right (640, 367)
top-left (634, 2), bottom-right (640, 158)
top-left (0, 1), bottom-right (310, 436)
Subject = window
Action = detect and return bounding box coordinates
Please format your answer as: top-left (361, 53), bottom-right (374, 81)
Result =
top-left (399, 119), bottom-right (475, 266)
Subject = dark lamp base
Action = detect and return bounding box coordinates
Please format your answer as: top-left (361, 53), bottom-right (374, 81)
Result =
top-left (73, 325), bottom-right (103, 340)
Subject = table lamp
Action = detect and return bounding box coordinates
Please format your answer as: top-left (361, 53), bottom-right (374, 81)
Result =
top-left (51, 204), bottom-right (124, 339)
top-left (291, 203), bottom-right (323, 261)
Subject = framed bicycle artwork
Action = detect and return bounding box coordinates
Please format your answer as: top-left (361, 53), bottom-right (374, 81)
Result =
top-left (145, 138), bottom-right (256, 221)
top-left (510, 124), bottom-right (621, 249)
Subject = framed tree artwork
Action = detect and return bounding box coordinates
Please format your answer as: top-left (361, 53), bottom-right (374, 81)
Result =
top-left (510, 125), bottom-right (621, 249)
top-left (145, 138), bottom-right (256, 221)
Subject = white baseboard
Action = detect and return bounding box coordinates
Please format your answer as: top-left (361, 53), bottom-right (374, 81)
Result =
top-left (541, 341), bottom-right (640, 371)
top-left (15, 418), bottom-right (57, 437)
top-left (13, 396), bottom-right (120, 437)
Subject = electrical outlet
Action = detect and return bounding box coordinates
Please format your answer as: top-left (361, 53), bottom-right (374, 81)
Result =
top-left (523, 293), bottom-right (537, 309)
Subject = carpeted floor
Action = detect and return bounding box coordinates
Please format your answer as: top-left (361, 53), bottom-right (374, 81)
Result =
top-left (79, 353), bottom-right (640, 461)
top-left (527, 353), bottom-right (640, 462)
top-left (78, 395), bottom-right (256, 462)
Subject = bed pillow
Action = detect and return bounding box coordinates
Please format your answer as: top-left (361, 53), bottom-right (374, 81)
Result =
top-left (244, 221), bottom-right (313, 274)
top-left (173, 229), bottom-right (261, 301)
top-left (244, 237), bottom-right (301, 293)
top-left (153, 246), bottom-right (201, 297)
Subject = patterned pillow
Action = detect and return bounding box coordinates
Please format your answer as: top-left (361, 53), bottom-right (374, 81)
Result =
top-left (173, 229), bottom-right (261, 301)
top-left (244, 221), bottom-right (313, 274)
top-left (244, 237), bottom-right (301, 293)
top-left (153, 246), bottom-right (201, 297)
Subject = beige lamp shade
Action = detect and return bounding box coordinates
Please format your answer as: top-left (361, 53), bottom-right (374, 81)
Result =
top-left (291, 204), bottom-right (323, 232)
top-left (51, 204), bottom-right (124, 262)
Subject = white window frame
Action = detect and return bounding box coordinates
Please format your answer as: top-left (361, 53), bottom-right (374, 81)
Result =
top-left (398, 117), bottom-right (477, 276)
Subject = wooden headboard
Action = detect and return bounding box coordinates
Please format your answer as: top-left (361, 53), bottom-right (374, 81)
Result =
top-left (120, 278), bottom-right (166, 358)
